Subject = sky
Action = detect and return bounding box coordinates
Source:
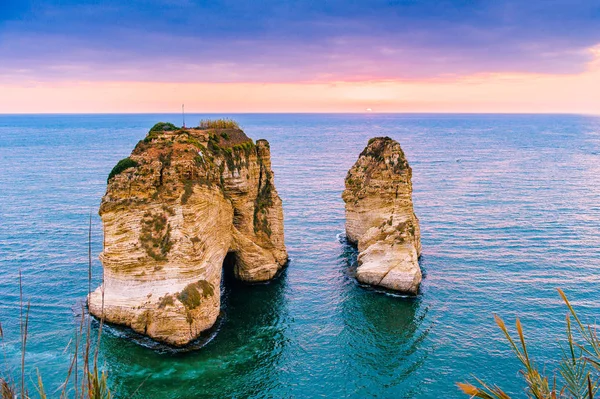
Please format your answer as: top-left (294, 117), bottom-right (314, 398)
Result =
top-left (1, 0), bottom-right (600, 113)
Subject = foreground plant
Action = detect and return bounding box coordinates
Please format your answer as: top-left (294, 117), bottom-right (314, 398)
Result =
top-left (458, 289), bottom-right (600, 399)
top-left (1, 215), bottom-right (111, 399)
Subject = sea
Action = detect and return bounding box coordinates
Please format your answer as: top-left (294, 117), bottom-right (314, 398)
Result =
top-left (1, 113), bottom-right (600, 398)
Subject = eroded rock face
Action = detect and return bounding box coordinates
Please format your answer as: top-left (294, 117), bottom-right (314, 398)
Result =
top-left (342, 137), bottom-right (422, 295)
top-left (88, 125), bottom-right (287, 346)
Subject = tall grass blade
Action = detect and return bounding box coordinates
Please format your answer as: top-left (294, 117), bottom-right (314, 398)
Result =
top-left (2, 214), bottom-right (114, 399)
top-left (35, 369), bottom-right (47, 399)
top-left (461, 290), bottom-right (600, 399)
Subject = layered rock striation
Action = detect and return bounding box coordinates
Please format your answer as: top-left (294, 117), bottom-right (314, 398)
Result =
top-left (88, 122), bottom-right (287, 346)
top-left (342, 137), bottom-right (422, 294)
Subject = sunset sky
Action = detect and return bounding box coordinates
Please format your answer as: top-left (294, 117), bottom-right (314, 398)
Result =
top-left (1, 0), bottom-right (600, 113)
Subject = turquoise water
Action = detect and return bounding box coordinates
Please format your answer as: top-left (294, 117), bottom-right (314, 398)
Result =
top-left (1, 114), bottom-right (600, 398)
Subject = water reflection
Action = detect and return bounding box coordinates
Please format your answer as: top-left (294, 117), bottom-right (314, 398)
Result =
top-left (99, 266), bottom-right (290, 398)
top-left (338, 237), bottom-right (431, 398)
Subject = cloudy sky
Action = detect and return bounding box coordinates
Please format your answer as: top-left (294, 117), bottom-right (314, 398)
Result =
top-left (1, 0), bottom-right (600, 113)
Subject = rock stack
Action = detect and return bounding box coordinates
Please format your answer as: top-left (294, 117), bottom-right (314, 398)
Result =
top-left (88, 122), bottom-right (287, 346)
top-left (342, 137), bottom-right (422, 294)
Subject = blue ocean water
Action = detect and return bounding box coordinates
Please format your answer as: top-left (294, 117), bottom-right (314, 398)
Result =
top-left (1, 113), bottom-right (600, 398)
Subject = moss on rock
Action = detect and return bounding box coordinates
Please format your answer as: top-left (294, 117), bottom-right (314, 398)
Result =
top-left (177, 280), bottom-right (214, 310)
top-left (140, 212), bottom-right (172, 261)
top-left (107, 157), bottom-right (138, 183)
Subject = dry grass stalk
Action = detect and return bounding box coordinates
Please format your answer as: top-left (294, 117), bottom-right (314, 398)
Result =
top-left (459, 289), bottom-right (600, 399)
top-left (198, 118), bottom-right (240, 130)
top-left (1, 214), bottom-right (112, 399)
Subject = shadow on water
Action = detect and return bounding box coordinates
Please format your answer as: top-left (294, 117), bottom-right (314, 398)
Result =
top-left (99, 261), bottom-right (291, 398)
top-left (337, 235), bottom-right (433, 398)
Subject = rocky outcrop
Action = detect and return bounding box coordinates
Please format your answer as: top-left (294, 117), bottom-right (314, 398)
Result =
top-left (342, 137), bottom-right (422, 295)
top-left (88, 122), bottom-right (287, 346)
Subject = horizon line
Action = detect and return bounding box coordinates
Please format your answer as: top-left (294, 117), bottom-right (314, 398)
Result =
top-left (1, 111), bottom-right (598, 116)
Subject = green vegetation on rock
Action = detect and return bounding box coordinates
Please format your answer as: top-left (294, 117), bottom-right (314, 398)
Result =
top-left (185, 135), bottom-right (204, 149)
top-left (143, 122), bottom-right (180, 144)
top-left (197, 280), bottom-right (215, 297)
top-left (181, 180), bottom-right (194, 204)
top-left (140, 212), bottom-right (172, 261)
top-left (207, 134), bottom-right (221, 153)
top-left (107, 157), bottom-right (138, 183)
top-left (206, 133), bottom-right (256, 173)
top-left (253, 166), bottom-right (274, 236)
top-left (177, 280), bottom-right (214, 310)
top-left (360, 137), bottom-right (389, 162)
top-left (150, 122), bottom-right (179, 132)
top-left (158, 294), bottom-right (175, 309)
top-left (234, 141), bottom-right (255, 157)
top-left (360, 137), bottom-right (408, 172)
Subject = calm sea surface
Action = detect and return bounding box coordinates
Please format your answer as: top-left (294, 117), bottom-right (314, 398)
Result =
top-left (1, 113), bottom-right (600, 398)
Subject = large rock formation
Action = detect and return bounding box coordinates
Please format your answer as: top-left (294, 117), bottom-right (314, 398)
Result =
top-left (342, 137), bottom-right (422, 294)
top-left (88, 122), bottom-right (287, 346)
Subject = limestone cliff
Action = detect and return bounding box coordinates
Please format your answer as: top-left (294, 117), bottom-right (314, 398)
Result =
top-left (342, 137), bottom-right (422, 294)
top-left (88, 122), bottom-right (288, 346)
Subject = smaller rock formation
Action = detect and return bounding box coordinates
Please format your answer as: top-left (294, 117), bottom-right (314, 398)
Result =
top-left (342, 137), bottom-right (422, 294)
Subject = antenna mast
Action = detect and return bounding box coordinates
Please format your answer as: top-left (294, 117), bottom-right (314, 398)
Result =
top-left (182, 104), bottom-right (186, 128)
